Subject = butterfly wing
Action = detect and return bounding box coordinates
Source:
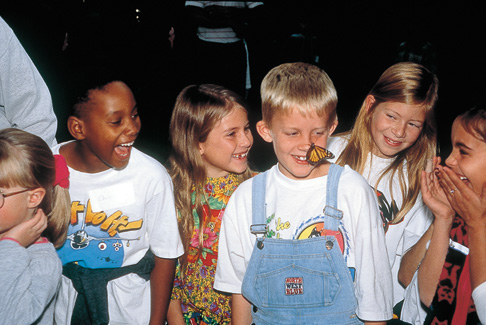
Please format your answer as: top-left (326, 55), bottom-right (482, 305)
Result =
top-left (306, 144), bottom-right (335, 165)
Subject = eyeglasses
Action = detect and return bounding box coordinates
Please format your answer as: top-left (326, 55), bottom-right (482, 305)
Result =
top-left (0, 189), bottom-right (30, 209)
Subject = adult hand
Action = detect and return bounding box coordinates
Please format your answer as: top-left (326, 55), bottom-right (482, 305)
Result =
top-left (0, 209), bottom-right (47, 247)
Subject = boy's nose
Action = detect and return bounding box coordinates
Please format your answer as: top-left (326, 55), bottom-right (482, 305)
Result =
top-left (126, 119), bottom-right (141, 136)
top-left (301, 134), bottom-right (316, 150)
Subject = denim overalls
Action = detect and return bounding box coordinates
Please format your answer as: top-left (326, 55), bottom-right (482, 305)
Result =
top-left (241, 164), bottom-right (362, 324)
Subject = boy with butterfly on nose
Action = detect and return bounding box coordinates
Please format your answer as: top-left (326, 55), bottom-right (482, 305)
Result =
top-left (214, 62), bottom-right (393, 324)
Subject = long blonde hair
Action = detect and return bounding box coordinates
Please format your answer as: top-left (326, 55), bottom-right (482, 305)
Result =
top-left (336, 62), bottom-right (438, 224)
top-left (168, 84), bottom-right (252, 270)
top-left (0, 129), bottom-right (71, 247)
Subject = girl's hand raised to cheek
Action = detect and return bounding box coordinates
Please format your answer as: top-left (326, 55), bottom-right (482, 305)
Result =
top-left (1, 209), bottom-right (48, 247)
top-left (421, 157), bottom-right (455, 223)
top-left (439, 166), bottom-right (486, 231)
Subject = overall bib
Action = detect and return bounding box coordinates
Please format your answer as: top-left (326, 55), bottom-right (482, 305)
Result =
top-left (241, 164), bottom-right (362, 324)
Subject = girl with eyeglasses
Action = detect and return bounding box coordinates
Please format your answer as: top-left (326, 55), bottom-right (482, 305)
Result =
top-left (0, 128), bottom-right (71, 324)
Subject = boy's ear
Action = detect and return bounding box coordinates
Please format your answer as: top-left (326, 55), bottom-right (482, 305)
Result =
top-left (27, 188), bottom-right (46, 209)
top-left (256, 120), bottom-right (273, 143)
top-left (67, 116), bottom-right (87, 140)
top-left (328, 119), bottom-right (338, 136)
top-left (365, 95), bottom-right (376, 112)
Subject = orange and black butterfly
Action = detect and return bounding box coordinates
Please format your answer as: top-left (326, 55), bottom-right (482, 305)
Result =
top-left (306, 143), bottom-right (335, 165)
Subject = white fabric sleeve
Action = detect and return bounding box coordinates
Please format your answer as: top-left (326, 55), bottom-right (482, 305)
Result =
top-left (472, 281), bottom-right (486, 324)
top-left (401, 202), bottom-right (433, 254)
top-left (214, 181), bottom-right (254, 294)
top-left (144, 166), bottom-right (184, 259)
top-left (401, 271), bottom-right (428, 325)
top-left (185, 1), bottom-right (204, 8)
top-left (341, 169), bottom-right (393, 321)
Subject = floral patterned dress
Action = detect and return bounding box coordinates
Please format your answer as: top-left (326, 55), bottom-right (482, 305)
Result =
top-left (172, 173), bottom-right (241, 325)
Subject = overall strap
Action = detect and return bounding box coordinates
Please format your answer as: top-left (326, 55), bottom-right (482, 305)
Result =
top-left (323, 164), bottom-right (344, 231)
top-left (250, 172), bottom-right (268, 241)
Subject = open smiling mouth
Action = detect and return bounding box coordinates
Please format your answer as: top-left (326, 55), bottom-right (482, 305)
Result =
top-left (385, 136), bottom-right (402, 145)
top-left (232, 152), bottom-right (249, 159)
top-left (114, 141), bottom-right (134, 158)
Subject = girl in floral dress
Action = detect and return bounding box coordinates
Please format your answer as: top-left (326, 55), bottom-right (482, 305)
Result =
top-left (166, 84), bottom-right (254, 324)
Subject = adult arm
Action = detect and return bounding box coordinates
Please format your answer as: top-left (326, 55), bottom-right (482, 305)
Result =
top-left (0, 17), bottom-right (57, 147)
top-left (149, 256), bottom-right (177, 325)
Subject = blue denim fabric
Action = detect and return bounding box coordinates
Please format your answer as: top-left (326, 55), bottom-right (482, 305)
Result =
top-left (241, 164), bottom-right (362, 324)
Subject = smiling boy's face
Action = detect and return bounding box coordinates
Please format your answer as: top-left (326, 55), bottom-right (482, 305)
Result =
top-left (257, 108), bottom-right (337, 180)
top-left (72, 81), bottom-right (141, 173)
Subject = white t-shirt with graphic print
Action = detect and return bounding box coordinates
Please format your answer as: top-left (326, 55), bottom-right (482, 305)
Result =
top-left (52, 142), bottom-right (183, 325)
top-left (327, 135), bottom-right (433, 306)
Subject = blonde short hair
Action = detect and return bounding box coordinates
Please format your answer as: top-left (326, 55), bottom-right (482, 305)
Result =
top-left (260, 62), bottom-right (337, 128)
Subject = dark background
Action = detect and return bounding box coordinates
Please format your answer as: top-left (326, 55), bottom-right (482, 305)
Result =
top-left (1, 0), bottom-right (485, 171)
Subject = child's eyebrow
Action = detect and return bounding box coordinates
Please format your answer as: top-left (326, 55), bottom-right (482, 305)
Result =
top-left (455, 141), bottom-right (471, 150)
top-left (223, 126), bottom-right (238, 133)
top-left (384, 108), bottom-right (424, 122)
top-left (105, 104), bottom-right (138, 116)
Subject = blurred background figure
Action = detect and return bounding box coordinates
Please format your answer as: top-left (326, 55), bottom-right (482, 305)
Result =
top-left (184, 1), bottom-right (264, 98)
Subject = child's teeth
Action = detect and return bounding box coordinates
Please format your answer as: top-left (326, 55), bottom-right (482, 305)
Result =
top-left (460, 176), bottom-right (468, 180)
top-left (120, 142), bottom-right (134, 147)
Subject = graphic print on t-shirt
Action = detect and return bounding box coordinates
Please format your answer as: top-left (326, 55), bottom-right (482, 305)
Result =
top-left (375, 188), bottom-right (399, 233)
top-left (57, 199), bottom-right (143, 268)
top-left (294, 216), bottom-right (345, 254)
top-left (294, 216), bottom-right (356, 281)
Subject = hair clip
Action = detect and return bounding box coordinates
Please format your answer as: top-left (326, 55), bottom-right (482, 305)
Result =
top-left (54, 154), bottom-right (70, 188)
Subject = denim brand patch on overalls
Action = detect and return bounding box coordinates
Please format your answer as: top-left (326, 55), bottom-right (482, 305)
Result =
top-left (241, 164), bottom-right (362, 324)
